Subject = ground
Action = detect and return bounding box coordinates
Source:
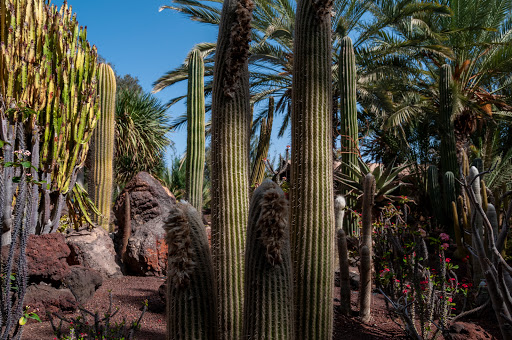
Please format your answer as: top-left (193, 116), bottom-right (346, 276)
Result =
top-left (21, 276), bottom-right (501, 339)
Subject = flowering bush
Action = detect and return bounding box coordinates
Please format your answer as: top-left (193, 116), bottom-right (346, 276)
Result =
top-left (374, 203), bottom-right (468, 339)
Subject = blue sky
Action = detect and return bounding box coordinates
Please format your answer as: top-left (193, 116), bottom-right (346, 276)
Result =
top-left (53, 0), bottom-right (290, 166)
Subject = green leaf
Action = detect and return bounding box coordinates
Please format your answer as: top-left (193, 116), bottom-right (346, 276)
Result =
top-left (12, 177), bottom-right (21, 183)
top-left (21, 161), bottom-right (32, 168)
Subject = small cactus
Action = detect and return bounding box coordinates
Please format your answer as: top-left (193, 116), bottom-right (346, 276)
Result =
top-left (243, 179), bottom-right (294, 339)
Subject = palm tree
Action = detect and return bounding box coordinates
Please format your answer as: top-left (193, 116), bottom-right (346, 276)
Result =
top-left (114, 88), bottom-right (172, 186)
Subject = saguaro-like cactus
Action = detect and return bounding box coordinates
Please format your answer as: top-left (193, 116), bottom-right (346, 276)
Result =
top-left (360, 173), bottom-right (375, 323)
top-left (90, 64), bottom-right (116, 231)
top-left (243, 179), bottom-right (294, 339)
top-left (439, 64), bottom-right (458, 178)
top-left (186, 49), bottom-right (206, 213)
top-left (165, 202), bottom-right (218, 340)
top-left (291, 0), bottom-right (334, 337)
top-left (339, 36), bottom-right (359, 236)
top-left (210, 0), bottom-right (253, 337)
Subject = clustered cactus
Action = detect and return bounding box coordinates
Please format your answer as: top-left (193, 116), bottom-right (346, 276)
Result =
top-left (0, 0), bottom-right (99, 236)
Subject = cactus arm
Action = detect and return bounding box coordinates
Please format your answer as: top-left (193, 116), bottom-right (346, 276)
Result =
top-left (250, 97), bottom-right (274, 189)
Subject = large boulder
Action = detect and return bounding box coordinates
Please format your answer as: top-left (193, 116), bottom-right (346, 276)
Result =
top-left (24, 283), bottom-right (78, 320)
top-left (63, 266), bottom-right (103, 304)
top-left (1, 233), bottom-right (71, 285)
top-left (113, 171), bottom-right (177, 276)
top-left (66, 227), bottom-right (122, 279)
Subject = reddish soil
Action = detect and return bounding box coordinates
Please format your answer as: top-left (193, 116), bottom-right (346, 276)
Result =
top-left (22, 277), bottom-right (501, 340)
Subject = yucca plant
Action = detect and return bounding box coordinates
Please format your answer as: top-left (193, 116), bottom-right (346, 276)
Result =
top-left (334, 157), bottom-right (411, 204)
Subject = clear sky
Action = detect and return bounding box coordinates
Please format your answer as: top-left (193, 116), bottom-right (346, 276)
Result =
top-left (53, 0), bottom-right (290, 166)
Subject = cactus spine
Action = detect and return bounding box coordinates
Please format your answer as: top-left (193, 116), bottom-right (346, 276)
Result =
top-left (165, 202), bottom-right (218, 340)
top-left (250, 97), bottom-right (274, 189)
top-left (439, 64), bottom-right (458, 178)
top-left (90, 64), bottom-right (115, 231)
top-left (291, 0), bottom-right (334, 337)
top-left (210, 0), bottom-right (253, 337)
top-left (185, 49), bottom-right (206, 213)
top-left (339, 36), bottom-right (359, 236)
top-left (243, 179), bottom-right (294, 339)
top-left (360, 173), bottom-right (375, 323)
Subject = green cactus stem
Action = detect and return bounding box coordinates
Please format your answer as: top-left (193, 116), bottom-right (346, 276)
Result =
top-left (359, 245), bottom-right (372, 323)
top-left (185, 49), bottom-right (206, 213)
top-left (339, 36), bottom-right (359, 236)
top-left (210, 0), bottom-right (254, 337)
top-left (89, 63), bottom-right (115, 231)
top-left (439, 64), bottom-right (458, 179)
top-left (250, 97), bottom-right (274, 189)
top-left (335, 196), bottom-right (351, 316)
top-left (443, 171), bottom-right (457, 235)
top-left (290, 0), bottom-right (335, 337)
top-left (469, 166), bottom-right (484, 283)
top-left (452, 201), bottom-right (465, 259)
top-left (428, 165), bottom-right (444, 224)
top-left (360, 173), bottom-right (375, 323)
top-left (165, 201), bottom-right (218, 340)
top-left (243, 179), bottom-right (294, 339)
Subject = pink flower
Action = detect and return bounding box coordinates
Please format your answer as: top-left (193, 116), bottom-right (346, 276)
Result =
top-left (440, 233), bottom-right (450, 241)
top-left (445, 258), bottom-right (451, 263)
top-left (441, 243), bottom-right (449, 250)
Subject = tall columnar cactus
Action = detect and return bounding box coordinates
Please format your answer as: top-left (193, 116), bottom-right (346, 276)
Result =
top-left (360, 173), bottom-right (375, 323)
top-left (165, 202), bottom-right (218, 340)
top-left (243, 179), bottom-right (294, 339)
top-left (185, 49), bottom-right (206, 212)
top-left (291, 0), bottom-right (334, 338)
top-left (335, 196), bottom-right (351, 316)
top-left (210, 0), bottom-right (253, 337)
top-left (439, 64), bottom-right (458, 178)
top-left (339, 36), bottom-right (359, 236)
top-left (250, 97), bottom-right (274, 189)
top-left (89, 64), bottom-right (116, 231)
